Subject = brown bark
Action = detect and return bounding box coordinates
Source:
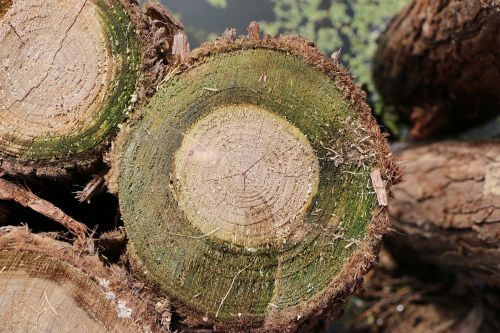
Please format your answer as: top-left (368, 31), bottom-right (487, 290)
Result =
top-left (388, 141), bottom-right (500, 286)
top-left (373, 0), bottom-right (500, 139)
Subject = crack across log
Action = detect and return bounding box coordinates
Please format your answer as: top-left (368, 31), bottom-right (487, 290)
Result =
top-left (0, 0), bottom-right (182, 180)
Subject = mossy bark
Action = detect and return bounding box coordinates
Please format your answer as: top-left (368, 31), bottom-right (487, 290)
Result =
top-left (373, 0), bottom-right (500, 139)
top-left (388, 142), bottom-right (500, 286)
top-left (111, 30), bottom-right (400, 332)
top-left (0, 0), bottom-right (181, 179)
top-left (0, 227), bottom-right (165, 332)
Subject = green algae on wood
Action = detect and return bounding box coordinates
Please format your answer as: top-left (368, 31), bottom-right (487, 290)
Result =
top-left (0, 0), bottom-right (144, 178)
top-left (113, 33), bottom-right (400, 332)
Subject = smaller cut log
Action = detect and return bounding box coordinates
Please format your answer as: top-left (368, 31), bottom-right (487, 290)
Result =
top-left (0, 0), bottom-right (181, 180)
top-left (373, 0), bottom-right (500, 139)
top-left (0, 227), bottom-right (167, 332)
top-left (388, 141), bottom-right (500, 286)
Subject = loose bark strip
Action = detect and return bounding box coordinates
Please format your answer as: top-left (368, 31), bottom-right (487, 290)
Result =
top-left (373, 0), bottom-right (500, 139)
top-left (388, 142), bottom-right (500, 286)
top-left (0, 178), bottom-right (87, 239)
top-left (111, 26), bottom-right (400, 332)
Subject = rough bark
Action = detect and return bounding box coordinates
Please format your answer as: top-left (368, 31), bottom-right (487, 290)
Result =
top-left (0, 227), bottom-right (169, 332)
top-left (388, 141), bottom-right (500, 286)
top-left (373, 0), bottom-right (500, 139)
top-left (0, 0), bottom-right (181, 180)
top-left (110, 26), bottom-right (400, 333)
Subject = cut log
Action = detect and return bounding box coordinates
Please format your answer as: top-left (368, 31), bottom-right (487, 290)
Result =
top-left (373, 0), bottom-right (500, 139)
top-left (0, 227), bottom-right (165, 332)
top-left (110, 29), bottom-right (400, 332)
top-left (0, 0), bottom-right (181, 179)
top-left (388, 141), bottom-right (500, 286)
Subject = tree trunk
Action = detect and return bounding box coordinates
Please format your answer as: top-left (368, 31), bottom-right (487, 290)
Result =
top-left (373, 0), bottom-right (500, 139)
top-left (109, 27), bottom-right (401, 333)
top-left (0, 0), bottom-right (181, 180)
top-left (388, 141), bottom-right (500, 286)
top-left (0, 227), bottom-right (167, 332)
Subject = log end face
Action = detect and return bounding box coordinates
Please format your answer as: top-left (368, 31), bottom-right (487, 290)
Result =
top-left (0, 0), bottom-right (141, 177)
top-left (117, 37), bottom-right (397, 331)
top-left (0, 228), bottom-right (161, 332)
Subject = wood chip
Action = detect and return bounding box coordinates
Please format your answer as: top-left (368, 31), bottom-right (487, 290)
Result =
top-left (370, 169), bottom-right (388, 207)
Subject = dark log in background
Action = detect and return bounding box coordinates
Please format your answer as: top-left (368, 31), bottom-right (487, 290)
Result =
top-left (373, 0), bottom-right (500, 139)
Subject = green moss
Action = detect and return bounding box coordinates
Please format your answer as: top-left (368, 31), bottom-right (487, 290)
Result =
top-left (23, 0), bottom-right (141, 160)
top-left (119, 49), bottom-right (377, 323)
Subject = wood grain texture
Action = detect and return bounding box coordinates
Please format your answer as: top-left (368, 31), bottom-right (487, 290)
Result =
top-left (0, 228), bottom-right (166, 332)
top-left (112, 32), bottom-right (400, 332)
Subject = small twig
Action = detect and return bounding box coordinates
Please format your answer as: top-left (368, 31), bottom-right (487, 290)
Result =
top-left (0, 178), bottom-right (87, 241)
top-left (203, 87), bottom-right (220, 92)
top-left (43, 290), bottom-right (59, 316)
top-left (75, 174), bottom-right (105, 203)
top-left (216, 264), bottom-right (252, 318)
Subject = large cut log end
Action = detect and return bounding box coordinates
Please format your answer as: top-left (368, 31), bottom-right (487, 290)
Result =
top-left (111, 32), bottom-right (400, 332)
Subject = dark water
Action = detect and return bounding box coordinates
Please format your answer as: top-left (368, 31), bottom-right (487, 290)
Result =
top-left (144, 0), bottom-right (274, 46)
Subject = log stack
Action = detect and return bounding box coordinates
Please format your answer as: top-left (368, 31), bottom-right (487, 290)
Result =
top-left (1, 0), bottom-right (499, 331)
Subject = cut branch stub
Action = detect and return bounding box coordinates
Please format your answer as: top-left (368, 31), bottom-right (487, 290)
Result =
top-left (113, 35), bottom-right (399, 332)
top-left (0, 228), bottom-right (162, 332)
top-left (0, 0), bottom-right (144, 178)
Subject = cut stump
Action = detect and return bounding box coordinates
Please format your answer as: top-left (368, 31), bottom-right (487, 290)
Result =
top-left (0, 227), bottom-right (164, 332)
top-left (111, 31), bottom-right (400, 332)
